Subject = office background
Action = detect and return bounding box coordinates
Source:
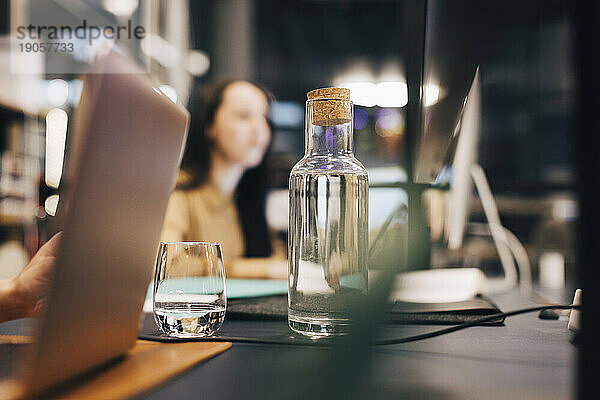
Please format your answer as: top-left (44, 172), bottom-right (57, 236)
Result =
top-left (0, 0), bottom-right (577, 287)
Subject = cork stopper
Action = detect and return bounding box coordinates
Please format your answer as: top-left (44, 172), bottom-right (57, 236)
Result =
top-left (307, 87), bottom-right (352, 126)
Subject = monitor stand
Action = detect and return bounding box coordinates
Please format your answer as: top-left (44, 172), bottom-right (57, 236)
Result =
top-left (390, 164), bottom-right (527, 304)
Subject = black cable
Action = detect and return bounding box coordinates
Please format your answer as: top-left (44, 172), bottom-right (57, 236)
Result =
top-left (143, 304), bottom-right (578, 347)
top-left (374, 304), bottom-right (577, 346)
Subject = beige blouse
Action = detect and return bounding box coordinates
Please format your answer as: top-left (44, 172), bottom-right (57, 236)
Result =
top-left (160, 182), bottom-right (287, 279)
top-left (161, 183), bottom-right (245, 261)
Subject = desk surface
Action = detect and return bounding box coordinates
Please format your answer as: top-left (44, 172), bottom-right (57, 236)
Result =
top-left (1, 291), bottom-right (575, 400)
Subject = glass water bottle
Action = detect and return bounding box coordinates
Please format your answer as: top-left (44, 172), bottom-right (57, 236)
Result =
top-left (288, 87), bottom-right (369, 336)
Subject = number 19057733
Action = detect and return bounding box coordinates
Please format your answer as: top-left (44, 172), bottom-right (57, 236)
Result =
top-left (18, 42), bottom-right (74, 52)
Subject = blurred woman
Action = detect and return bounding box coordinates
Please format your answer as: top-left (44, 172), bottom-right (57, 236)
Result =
top-left (160, 80), bottom-right (287, 279)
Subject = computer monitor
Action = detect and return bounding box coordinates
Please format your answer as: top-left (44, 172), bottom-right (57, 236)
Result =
top-left (444, 68), bottom-right (480, 250)
top-left (409, 1), bottom-right (518, 292)
top-left (412, 0), bottom-right (480, 186)
top-left (408, 0), bottom-right (480, 259)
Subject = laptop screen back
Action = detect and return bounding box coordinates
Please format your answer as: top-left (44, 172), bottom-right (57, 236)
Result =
top-left (16, 52), bottom-right (189, 397)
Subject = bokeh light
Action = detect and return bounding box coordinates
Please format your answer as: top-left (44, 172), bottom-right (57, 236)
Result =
top-left (375, 108), bottom-right (404, 137)
top-left (354, 108), bottom-right (369, 130)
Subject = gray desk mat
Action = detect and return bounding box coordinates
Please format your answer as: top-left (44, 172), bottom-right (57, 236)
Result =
top-left (226, 294), bottom-right (504, 325)
top-left (139, 295), bottom-right (504, 345)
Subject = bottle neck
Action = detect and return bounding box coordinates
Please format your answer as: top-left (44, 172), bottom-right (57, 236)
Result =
top-left (305, 96), bottom-right (354, 157)
top-left (305, 121), bottom-right (354, 157)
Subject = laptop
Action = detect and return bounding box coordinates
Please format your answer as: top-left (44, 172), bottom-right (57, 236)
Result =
top-left (0, 50), bottom-right (189, 399)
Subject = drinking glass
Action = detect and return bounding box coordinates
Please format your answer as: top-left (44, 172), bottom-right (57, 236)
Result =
top-left (153, 241), bottom-right (227, 338)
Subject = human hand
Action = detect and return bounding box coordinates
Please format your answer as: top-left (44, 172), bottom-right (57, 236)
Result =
top-left (0, 233), bottom-right (62, 322)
